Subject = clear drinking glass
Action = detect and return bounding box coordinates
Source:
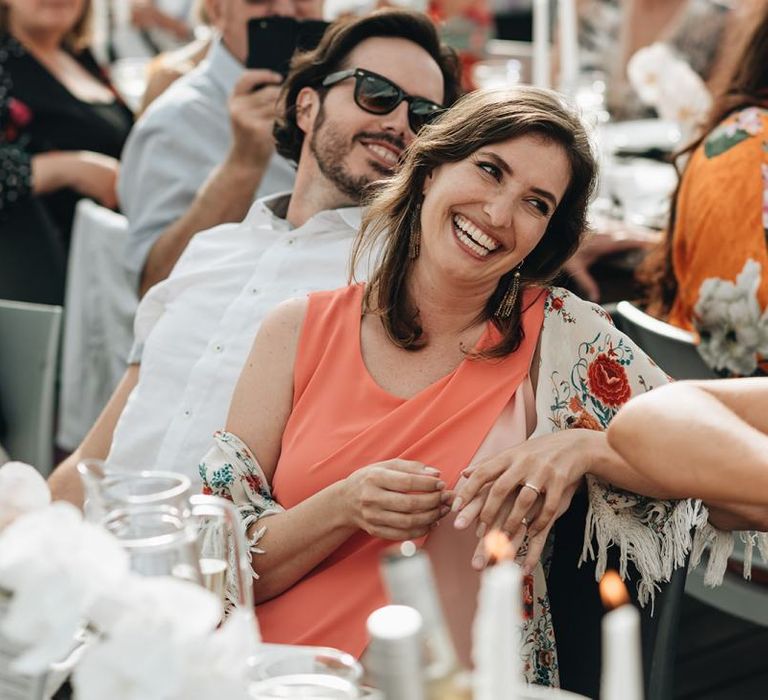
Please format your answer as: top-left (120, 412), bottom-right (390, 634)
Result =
top-left (574, 69), bottom-right (610, 126)
top-left (189, 494), bottom-right (254, 610)
top-left (250, 647), bottom-right (363, 685)
top-left (248, 674), bottom-right (359, 699)
top-left (103, 504), bottom-right (203, 582)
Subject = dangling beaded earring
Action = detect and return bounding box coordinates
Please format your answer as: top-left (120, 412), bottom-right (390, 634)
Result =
top-left (408, 200), bottom-right (422, 260)
top-left (495, 264), bottom-right (523, 320)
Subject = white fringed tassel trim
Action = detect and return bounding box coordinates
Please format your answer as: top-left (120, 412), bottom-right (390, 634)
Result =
top-left (580, 475), bottom-right (706, 606)
top-left (692, 515), bottom-right (768, 586)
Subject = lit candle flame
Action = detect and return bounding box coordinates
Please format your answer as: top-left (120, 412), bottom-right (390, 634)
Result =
top-left (599, 570), bottom-right (630, 610)
top-left (483, 529), bottom-right (513, 565)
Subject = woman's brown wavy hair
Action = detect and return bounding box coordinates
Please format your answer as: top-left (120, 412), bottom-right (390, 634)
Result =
top-left (641, 4), bottom-right (768, 317)
top-left (349, 86), bottom-right (598, 359)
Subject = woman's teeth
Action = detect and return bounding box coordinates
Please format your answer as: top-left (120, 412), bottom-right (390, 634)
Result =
top-left (453, 214), bottom-right (500, 257)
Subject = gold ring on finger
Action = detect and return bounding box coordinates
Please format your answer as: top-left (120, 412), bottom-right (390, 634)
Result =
top-left (521, 517), bottom-right (529, 528)
top-left (521, 482), bottom-right (542, 498)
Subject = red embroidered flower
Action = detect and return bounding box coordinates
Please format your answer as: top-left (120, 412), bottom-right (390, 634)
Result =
top-left (244, 473), bottom-right (263, 493)
top-left (538, 650), bottom-right (554, 668)
top-left (8, 98), bottom-right (32, 127)
top-left (587, 353), bottom-right (631, 407)
top-left (202, 485), bottom-right (213, 495)
top-left (522, 574), bottom-right (534, 621)
top-left (551, 297), bottom-right (564, 311)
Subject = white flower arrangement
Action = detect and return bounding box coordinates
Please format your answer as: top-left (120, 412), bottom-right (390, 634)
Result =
top-left (0, 463), bottom-right (259, 699)
top-left (694, 259), bottom-right (768, 375)
top-left (0, 461), bottom-right (50, 531)
top-left (627, 42), bottom-right (712, 140)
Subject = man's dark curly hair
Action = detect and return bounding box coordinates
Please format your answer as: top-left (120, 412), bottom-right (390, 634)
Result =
top-left (273, 9), bottom-right (462, 164)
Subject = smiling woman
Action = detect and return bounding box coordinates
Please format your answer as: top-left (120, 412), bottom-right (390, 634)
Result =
top-left (197, 87), bottom-right (756, 688)
top-left (352, 87), bottom-right (595, 358)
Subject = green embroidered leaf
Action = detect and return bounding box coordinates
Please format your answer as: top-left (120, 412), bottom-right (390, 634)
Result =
top-left (704, 130), bottom-right (750, 158)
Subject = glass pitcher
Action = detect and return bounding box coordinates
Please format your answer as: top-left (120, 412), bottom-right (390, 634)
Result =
top-left (77, 459), bottom-right (190, 522)
top-left (78, 460), bottom-right (253, 610)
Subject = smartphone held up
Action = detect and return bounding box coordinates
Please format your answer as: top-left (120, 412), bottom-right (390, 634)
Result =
top-left (246, 16), bottom-right (330, 75)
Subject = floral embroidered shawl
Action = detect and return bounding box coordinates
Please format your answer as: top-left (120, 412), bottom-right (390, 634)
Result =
top-left (200, 286), bottom-right (766, 687)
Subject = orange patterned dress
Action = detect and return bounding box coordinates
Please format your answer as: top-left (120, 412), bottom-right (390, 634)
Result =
top-left (668, 106), bottom-right (768, 376)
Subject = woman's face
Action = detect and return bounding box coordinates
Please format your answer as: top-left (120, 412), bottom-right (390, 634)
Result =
top-left (5, 0), bottom-right (85, 40)
top-left (419, 134), bottom-right (572, 294)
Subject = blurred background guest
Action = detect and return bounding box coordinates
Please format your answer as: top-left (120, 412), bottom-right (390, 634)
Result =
top-left (0, 0), bottom-right (133, 305)
top-left (565, 0), bottom-right (734, 120)
top-left (428, 0), bottom-right (493, 88)
top-left (91, 0), bottom-right (196, 62)
top-left (641, 2), bottom-right (768, 377)
top-left (136, 0), bottom-right (211, 113)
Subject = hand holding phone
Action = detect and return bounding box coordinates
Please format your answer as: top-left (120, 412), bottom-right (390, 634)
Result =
top-left (227, 69), bottom-right (283, 169)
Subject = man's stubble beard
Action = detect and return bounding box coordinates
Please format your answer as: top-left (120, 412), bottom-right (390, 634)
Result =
top-left (308, 103), bottom-right (393, 204)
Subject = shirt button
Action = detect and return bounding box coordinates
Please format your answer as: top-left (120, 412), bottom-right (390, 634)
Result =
top-left (251, 288), bottom-right (259, 295)
top-left (183, 409), bottom-right (191, 417)
top-left (213, 343), bottom-right (224, 353)
top-left (287, 237), bottom-right (296, 245)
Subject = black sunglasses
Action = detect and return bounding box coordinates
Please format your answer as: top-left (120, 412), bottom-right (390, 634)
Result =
top-left (321, 67), bottom-right (444, 134)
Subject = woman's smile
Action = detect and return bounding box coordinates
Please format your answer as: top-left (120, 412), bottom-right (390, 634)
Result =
top-left (452, 213), bottom-right (503, 260)
top-left (451, 214), bottom-right (502, 260)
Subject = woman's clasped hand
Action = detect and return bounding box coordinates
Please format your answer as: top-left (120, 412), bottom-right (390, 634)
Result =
top-left (450, 429), bottom-right (600, 573)
top-left (339, 459), bottom-right (451, 540)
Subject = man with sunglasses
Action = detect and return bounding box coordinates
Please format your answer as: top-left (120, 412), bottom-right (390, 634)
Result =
top-left (49, 9), bottom-right (461, 504)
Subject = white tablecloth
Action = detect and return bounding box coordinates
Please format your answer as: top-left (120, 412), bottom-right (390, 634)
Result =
top-left (57, 200), bottom-right (138, 451)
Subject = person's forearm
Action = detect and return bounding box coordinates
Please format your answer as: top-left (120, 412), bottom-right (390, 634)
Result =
top-left (608, 384), bottom-right (768, 506)
top-left (706, 502), bottom-right (768, 532)
top-left (592, 420), bottom-right (768, 531)
top-left (139, 157), bottom-right (266, 295)
top-left (688, 379), bottom-right (768, 434)
top-left (249, 480), bottom-right (358, 604)
top-left (48, 365), bottom-right (139, 508)
top-left (31, 152), bottom-right (72, 194)
top-left (571, 429), bottom-right (678, 498)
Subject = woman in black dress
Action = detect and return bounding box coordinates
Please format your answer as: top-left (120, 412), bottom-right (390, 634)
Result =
top-left (0, 0), bottom-right (133, 304)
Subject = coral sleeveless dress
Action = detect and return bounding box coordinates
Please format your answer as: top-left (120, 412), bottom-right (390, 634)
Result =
top-left (255, 283), bottom-right (546, 655)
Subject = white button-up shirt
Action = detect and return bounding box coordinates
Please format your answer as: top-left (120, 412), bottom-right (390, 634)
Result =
top-left (108, 194), bottom-right (362, 483)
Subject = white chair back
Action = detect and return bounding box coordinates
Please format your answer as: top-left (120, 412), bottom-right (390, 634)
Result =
top-left (613, 301), bottom-right (716, 379)
top-left (57, 199), bottom-right (138, 451)
top-left (0, 301), bottom-right (62, 694)
top-left (0, 300), bottom-right (62, 475)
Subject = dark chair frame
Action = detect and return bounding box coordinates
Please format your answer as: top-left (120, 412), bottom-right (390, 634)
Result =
top-left (549, 492), bottom-right (689, 700)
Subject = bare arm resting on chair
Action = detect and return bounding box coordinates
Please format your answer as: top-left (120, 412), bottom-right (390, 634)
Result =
top-left (607, 379), bottom-right (768, 530)
top-left (47, 364), bottom-right (140, 508)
